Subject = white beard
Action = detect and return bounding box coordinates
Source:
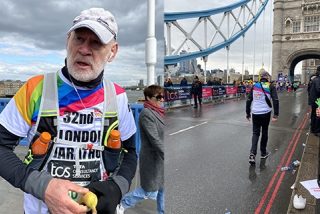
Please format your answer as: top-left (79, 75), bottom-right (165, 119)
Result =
top-left (66, 56), bottom-right (105, 82)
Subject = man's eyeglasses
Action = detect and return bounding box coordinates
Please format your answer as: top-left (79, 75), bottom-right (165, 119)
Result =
top-left (153, 94), bottom-right (164, 101)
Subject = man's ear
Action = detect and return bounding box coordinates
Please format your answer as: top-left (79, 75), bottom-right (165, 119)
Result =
top-left (107, 43), bottom-right (118, 62)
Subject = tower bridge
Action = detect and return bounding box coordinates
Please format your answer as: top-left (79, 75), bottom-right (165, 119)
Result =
top-left (165, 0), bottom-right (320, 83)
top-left (272, 0), bottom-right (320, 82)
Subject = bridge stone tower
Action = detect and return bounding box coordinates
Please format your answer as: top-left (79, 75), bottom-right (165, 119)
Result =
top-left (272, 0), bottom-right (320, 83)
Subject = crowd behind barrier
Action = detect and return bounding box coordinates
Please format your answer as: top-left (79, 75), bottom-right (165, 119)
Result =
top-left (0, 98), bottom-right (143, 156)
top-left (164, 85), bottom-right (249, 108)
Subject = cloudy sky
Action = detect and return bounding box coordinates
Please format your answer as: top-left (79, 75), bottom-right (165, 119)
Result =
top-left (164, 0), bottom-right (302, 75)
top-left (0, 0), bottom-right (164, 86)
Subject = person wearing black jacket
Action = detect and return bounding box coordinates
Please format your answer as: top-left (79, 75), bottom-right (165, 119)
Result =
top-left (309, 66), bottom-right (320, 136)
top-left (246, 71), bottom-right (279, 165)
top-left (180, 77), bottom-right (188, 87)
top-left (191, 76), bottom-right (203, 108)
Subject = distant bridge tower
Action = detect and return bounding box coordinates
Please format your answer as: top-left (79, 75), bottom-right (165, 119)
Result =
top-left (272, 0), bottom-right (320, 82)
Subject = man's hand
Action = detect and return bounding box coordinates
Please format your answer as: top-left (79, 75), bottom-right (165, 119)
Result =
top-left (246, 115), bottom-right (251, 122)
top-left (317, 108), bottom-right (320, 117)
top-left (271, 116), bottom-right (278, 122)
top-left (44, 178), bottom-right (89, 214)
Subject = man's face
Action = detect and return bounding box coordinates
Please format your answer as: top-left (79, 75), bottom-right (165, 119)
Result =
top-left (66, 28), bottom-right (117, 82)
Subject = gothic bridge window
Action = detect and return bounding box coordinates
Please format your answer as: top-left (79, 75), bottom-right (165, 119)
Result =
top-left (285, 18), bottom-right (293, 34)
top-left (304, 15), bottom-right (320, 32)
top-left (292, 20), bottom-right (301, 33)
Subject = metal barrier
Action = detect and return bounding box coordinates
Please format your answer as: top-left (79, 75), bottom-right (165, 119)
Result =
top-left (0, 98), bottom-right (143, 155)
top-left (164, 85), bottom-right (248, 109)
top-left (0, 98), bottom-right (10, 112)
top-left (130, 103), bottom-right (143, 155)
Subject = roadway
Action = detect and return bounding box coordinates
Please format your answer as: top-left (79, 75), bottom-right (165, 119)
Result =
top-left (165, 88), bottom-right (309, 213)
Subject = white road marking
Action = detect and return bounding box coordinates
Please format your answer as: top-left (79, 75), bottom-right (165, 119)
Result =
top-left (169, 121), bottom-right (208, 136)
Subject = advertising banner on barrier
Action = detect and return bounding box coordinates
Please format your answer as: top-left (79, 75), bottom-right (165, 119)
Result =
top-left (164, 87), bottom-right (191, 101)
top-left (226, 86), bottom-right (238, 95)
top-left (202, 87), bottom-right (212, 98)
top-left (212, 86), bottom-right (226, 97)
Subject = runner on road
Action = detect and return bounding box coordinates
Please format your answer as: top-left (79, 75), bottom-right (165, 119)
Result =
top-left (246, 71), bottom-right (279, 165)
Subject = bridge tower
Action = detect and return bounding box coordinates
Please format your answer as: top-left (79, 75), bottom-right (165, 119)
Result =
top-left (272, 0), bottom-right (320, 83)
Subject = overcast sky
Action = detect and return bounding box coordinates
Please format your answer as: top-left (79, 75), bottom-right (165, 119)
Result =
top-left (0, 0), bottom-right (164, 86)
top-left (164, 0), bottom-right (302, 75)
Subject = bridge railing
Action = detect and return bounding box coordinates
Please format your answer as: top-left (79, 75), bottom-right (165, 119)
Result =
top-left (164, 85), bottom-right (249, 108)
top-left (0, 98), bottom-right (143, 156)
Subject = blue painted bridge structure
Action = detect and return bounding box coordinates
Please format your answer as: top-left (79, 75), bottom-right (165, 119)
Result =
top-left (164, 0), bottom-right (270, 65)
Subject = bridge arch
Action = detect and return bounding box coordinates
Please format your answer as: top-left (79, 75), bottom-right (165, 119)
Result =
top-left (286, 49), bottom-right (320, 82)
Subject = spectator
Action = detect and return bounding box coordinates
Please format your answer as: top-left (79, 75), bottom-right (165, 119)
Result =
top-left (207, 78), bottom-right (213, 86)
top-left (191, 76), bottom-right (203, 108)
top-left (167, 78), bottom-right (173, 87)
top-left (180, 77), bottom-right (188, 87)
top-left (164, 78), bottom-right (169, 87)
top-left (117, 85), bottom-right (165, 214)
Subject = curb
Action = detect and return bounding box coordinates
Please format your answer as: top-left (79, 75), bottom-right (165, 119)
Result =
top-left (287, 132), bottom-right (319, 213)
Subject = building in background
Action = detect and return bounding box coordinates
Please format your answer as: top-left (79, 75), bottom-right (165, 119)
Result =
top-left (272, 0), bottom-right (320, 81)
top-left (138, 79), bottom-right (144, 88)
top-left (302, 59), bottom-right (320, 83)
top-left (0, 80), bottom-right (25, 97)
top-left (209, 69), bottom-right (225, 82)
top-left (178, 50), bottom-right (198, 74)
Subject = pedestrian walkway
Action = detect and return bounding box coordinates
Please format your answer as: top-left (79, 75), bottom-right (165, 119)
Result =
top-left (0, 146), bottom-right (25, 214)
top-left (287, 131), bottom-right (319, 213)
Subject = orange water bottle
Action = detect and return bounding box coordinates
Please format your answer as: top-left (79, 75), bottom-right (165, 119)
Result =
top-left (31, 132), bottom-right (51, 155)
top-left (107, 130), bottom-right (121, 149)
